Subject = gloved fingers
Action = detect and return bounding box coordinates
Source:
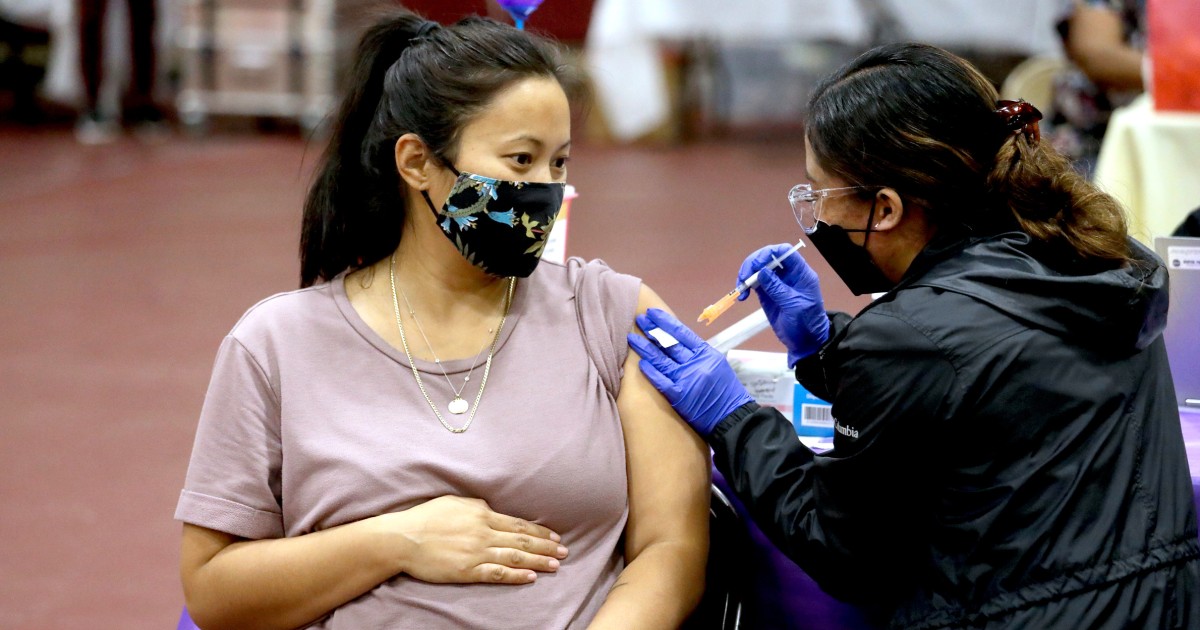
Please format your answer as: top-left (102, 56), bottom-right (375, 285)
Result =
top-left (767, 268), bottom-right (828, 314)
top-left (634, 313), bottom-right (695, 364)
top-left (754, 265), bottom-right (801, 306)
top-left (641, 308), bottom-right (707, 354)
top-left (637, 359), bottom-right (681, 404)
top-left (627, 331), bottom-right (680, 376)
top-left (736, 244), bottom-right (794, 289)
top-left (773, 251), bottom-right (818, 287)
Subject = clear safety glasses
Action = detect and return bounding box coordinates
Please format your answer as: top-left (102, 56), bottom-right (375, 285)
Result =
top-left (788, 184), bottom-right (875, 234)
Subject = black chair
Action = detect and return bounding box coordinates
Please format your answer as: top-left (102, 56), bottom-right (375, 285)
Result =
top-left (0, 16), bottom-right (51, 123)
top-left (682, 483), bottom-right (748, 630)
top-left (1172, 205), bottom-right (1200, 237)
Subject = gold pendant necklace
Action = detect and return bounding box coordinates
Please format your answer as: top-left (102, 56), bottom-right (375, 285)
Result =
top-left (447, 397), bottom-right (469, 415)
top-left (389, 253), bottom-right (514, 433)
top-left (398, 283), bottom-right (493, 415)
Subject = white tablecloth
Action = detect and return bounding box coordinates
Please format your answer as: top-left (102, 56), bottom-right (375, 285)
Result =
top-left (585, 0), bottom-right (873, 141)
top-left (1093, 95), bottom-right (1200, 244)
top-left (585, 0), bottom-right (1065, 142)
top-left (876, 0), bottom-right (1063, 57)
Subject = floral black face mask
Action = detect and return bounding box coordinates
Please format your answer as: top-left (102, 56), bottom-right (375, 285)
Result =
top-left (422, 169), bottom-right (566, 278)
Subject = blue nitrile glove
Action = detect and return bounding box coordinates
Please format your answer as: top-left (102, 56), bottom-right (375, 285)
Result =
top-left (626, 308), bottom-right (755, 437)
top-left (737, 243), bottom-right (829, 368)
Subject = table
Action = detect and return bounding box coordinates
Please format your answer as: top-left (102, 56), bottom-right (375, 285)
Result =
top-left (1182, 407), bottom-right (1200, 514)
top-left (1094, 95), bottom-right (1200, 244)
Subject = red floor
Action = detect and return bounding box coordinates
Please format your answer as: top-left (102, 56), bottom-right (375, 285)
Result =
top-left (0, 125), bottom-right (869, 628)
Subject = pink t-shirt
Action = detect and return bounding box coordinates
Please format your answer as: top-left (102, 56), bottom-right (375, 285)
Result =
top-left (176, 258), bottom-right (642, 629)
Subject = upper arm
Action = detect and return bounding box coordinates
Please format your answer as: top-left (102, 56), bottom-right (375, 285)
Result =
top-left (818, 310), bottom-right (956, 534)
top-left (782, 311), bottom-right (957, 598)
top-left (1064, 2), bottom-right (1144, 90)
top-left (616, 284), bottom-right (711, 562)
top-left (1066, 3), bottom-right (1127, 61)
top-left (177, 336), bottom-right (285, 539)
top-left (829, 312), bottom-right (957, 451)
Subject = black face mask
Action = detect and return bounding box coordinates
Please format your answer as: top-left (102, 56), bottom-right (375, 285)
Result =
top-left (422, 167), bottom-right (565, 278)
top-left (806, 202), bottom-right (894, 295)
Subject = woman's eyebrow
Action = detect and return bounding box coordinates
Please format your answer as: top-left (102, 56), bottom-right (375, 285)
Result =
top-left (504, 136), bottom-right (572, 152)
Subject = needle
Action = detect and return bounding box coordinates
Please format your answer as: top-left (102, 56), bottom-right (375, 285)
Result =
top-left (697, 241), bottom-right (806, 325)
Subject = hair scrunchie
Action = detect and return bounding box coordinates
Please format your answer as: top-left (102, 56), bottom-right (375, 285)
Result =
top-left (994, 99), bottom-right (1043, 145)
top-left (411, 20), bottom-right (441, 42)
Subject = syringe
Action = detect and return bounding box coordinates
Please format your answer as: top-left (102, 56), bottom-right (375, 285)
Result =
top-left (697, 241), bottom-right (806, 325)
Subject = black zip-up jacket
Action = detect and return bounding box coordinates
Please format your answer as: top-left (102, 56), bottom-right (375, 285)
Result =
top-left (710, 231), bottom-right (1200, 629)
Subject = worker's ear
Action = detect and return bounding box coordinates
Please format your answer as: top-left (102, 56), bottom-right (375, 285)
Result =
top-left (870, 187), bottom-right (904, 231)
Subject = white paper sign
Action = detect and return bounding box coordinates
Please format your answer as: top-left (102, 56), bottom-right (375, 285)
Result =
top-left (541, 185), bottom-right (576, 265)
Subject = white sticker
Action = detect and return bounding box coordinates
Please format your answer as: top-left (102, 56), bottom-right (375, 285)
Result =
top-left (1166, 246), bottom-right (1200, 270)
top-left (646, 327), bottom-right (679, 349)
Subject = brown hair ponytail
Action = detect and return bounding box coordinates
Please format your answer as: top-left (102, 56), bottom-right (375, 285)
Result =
top-left (987, 124), bottom-right (1129, 266)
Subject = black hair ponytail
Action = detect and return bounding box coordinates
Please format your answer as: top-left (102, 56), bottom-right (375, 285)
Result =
top-left (300, 10), bottom-right (426, 287)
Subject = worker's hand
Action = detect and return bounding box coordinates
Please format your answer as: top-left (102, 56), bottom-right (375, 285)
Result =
top-left (738, 243), bottom-right (829, 367)
top-left (628, 308), bottom-right (754, 437)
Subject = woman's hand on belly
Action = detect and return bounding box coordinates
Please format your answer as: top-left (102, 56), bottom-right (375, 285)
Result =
top-left (179, 496), bottom-right (569, 630)
top-left (381, 495), bottom-right (570, 585)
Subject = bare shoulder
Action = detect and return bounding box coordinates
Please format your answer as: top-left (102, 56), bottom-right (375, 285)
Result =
top-left (633, 283), bottom-right (674, 320)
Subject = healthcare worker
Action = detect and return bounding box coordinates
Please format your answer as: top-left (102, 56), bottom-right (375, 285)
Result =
top-left (629, 43), bottom-right (1199, 629)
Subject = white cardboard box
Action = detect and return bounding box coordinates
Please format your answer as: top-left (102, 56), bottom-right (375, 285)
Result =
top-left (726, 348), bottom-right (835, 450)
top-left (726, 349), bottom-right (798, 421)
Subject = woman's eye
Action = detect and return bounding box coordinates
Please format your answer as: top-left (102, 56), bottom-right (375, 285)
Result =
top-left (512, 154), bottom-right (533, 165)
top-left (553, 156), bottom-right (570, 169)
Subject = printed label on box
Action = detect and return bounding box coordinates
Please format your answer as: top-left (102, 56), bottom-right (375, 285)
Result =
top-left (793, 384), bottom-right (834, 437)
top-left (798, 402), bottom-right (834, 429)
top-left (727, 349), bottom-right (795, 421)
top-left (1166, 246), bottom-right (1200, 270)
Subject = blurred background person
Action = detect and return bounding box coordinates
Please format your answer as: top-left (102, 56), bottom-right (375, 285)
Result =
top-left (1050, 0), bottom-right (1146, 174)
top-left (74, 0), bottom-right (165, 143)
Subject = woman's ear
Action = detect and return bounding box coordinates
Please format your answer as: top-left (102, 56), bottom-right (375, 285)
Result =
top-left (394, 133), bottom-right (435, 190)
top-left (872, 187), bottom-right (905, 231)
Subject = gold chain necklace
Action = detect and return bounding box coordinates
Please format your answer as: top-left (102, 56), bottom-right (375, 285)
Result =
top-left (389, 253), bottom-right (515, 433)
top-left (398, 283), bottom-right (493, 414)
